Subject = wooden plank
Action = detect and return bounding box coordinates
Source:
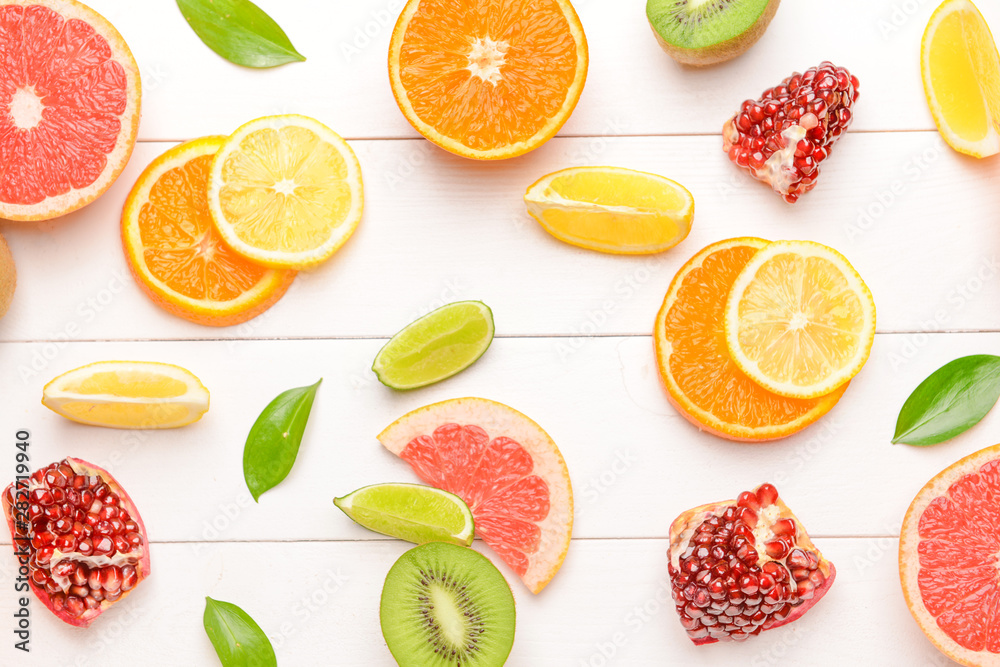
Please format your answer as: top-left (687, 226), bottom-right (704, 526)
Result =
top-left (84, 0), bottom-right (973, 141)
top-left (3, 333), bottom-right (996, 542)
top-left (3, 131), bottom-right (999, 342)
top-left (0, 538), bottom-right (944, 665)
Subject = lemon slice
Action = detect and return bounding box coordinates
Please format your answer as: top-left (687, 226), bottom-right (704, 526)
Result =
top-left (724, 241), bottom-right (876, 399)
top-left (524, 166), bottom-right (694, 254)
top-left (43, 361), bottom-right (210, 429)
top-left (921, 0), bottom-right (1000, 157)
top-left (207, 115), bottom-right (364, 269)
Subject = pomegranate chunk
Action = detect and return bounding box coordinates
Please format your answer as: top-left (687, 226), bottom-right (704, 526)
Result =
top-left (667, 483), bottom-right (835, 645)
top-left (723, 62), bottom-right (860, 203)
top-left (3, 458), bottom-right (150, 627)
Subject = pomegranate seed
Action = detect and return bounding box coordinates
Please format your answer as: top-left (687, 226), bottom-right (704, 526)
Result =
top-left (121, 565), bottom-right (138, 591)
top-left (77, 538), bottom-right (94, 556)
top-left (31, 569), bottom-right (48, 585)
top-left (54, 534), bottom-right (76, 551)
top-left (30, 488), bottom-right (53, 506)
top-left (88, 569), bottom-right (102, 590)
top-left (791, 568), bottom-right (810, 582)
top-left (31, 532), bottom-right (54, 549)
top-left (736, 491), bottom-right (760, 511)
top-left (90, 588), bottom-right (104, 602)
top-left (787, 549), bottom-right (809, 570)
top-left (772, 518), bottom-right (796, 537)
top-left (68, 585), bottom-right (89, 598)
top-left (35, 546), bottom-right (54, 566)
top-left (44, 578), bottom-right (62, 594)
top-left (71, 565), bottom-right (88, 587)
top-left (93, 535), bottom-right (115, 557)
top-left (64, 596), bottom-right (85, 618)
top-left (103, 493), bottom-right (120, 508)
top-left (53, 517), bottom-right (72, 533)
top-left (27, 504), bottom-right (42, 520)
top-left (114, 535), bottom-right (131, 553)
top-left (49, 593), bottom-right (65, 611)
top-left (101, 566), bottom-right (123, 592)
top-left (43, 504), bottom-right (63, 520)
top-left (98, 506), bottom-right (118, 521)
top-left (84, 596), bottom-right (101, 611)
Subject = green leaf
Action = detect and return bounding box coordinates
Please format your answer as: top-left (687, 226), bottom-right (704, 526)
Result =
top-left (893, 355), bottom-right (1000, 446)
top-left (203, 597), bottom-right (277, 667)
top-left (176, 0), bottom-right (305, 68)
top-left (243, 379), bottom-right (321, 501)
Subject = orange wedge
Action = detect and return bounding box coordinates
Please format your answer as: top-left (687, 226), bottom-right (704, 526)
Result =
top-left (388, 0), bottom-right (588, 159)
top-left (121, 137), bottom-right (295, 327)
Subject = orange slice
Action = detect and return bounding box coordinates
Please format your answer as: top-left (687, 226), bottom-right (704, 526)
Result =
top-left (900, 443), bottom-right (1000, 666)
top-left (378, 397), bottom-right (573, 593)
top-left (653, 238), bottom-right (846, 441)
top-left (121, 137), bottom-right (295, 327)
top-left (388, 0), bottom-right (588, 159)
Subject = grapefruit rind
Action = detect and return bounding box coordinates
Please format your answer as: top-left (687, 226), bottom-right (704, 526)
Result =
top-left (0, 0), bottom-right (141, 221)
top-left (653, 237), bottom-right (847, 441)
top-left (899, 443), bottom-right (1000, 667)
top-left (378, 397), bottom-right (573, 594)
top-left (121, 137), bottom-right (296, 327)
top-left (387, 0), bottom-right (589, 160)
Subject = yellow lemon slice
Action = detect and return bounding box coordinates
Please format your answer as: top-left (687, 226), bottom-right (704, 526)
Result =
top-left (207, 115), bottom-right (364, 269)
top-left (43, 361), bottom-right (210, 429)
top-left (524, 166), bottom-right (694, 254)
top-left (724, 241), bottom-right (876, 399)
top-left (921, 0), bottom-right (1000, 157)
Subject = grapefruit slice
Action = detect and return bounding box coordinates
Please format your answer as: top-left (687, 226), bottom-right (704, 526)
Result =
top-left (900, 443), bottom-right (1000, 666)
top-left (378, 397), bottom-right (573, 593)
top-left (0, 0), bottom-right (141, 221)
top-left (653, 238), bottom-right (846, 441)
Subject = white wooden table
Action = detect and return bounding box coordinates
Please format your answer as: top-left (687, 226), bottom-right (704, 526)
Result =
top-left (3, 0), bottom-right (1000, 664)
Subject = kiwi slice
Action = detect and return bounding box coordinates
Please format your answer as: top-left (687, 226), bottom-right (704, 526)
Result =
top-left (646, 0), bottom-right (781, 66)
top-left (380, 542), bottom-right (515, 667)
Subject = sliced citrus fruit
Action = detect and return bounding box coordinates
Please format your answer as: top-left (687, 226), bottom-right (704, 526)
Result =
top-left (42, 360), bottom-right (210, 429)
top-left (122, 137), bottom-right (295, 327)
top-left (206, 115), bottom-right (364, 269)
top-left (921, 0), bottom-right (1000, 157)
top-left (0, 0), bottom-right (141, 221)
top-left (524, 166), bottom-right (694, 254)
top-left (373, 301), bottom-right (495, 390)
top-left (900, 443), bottom-right (1000, 666)
top-left (388, 0), bottom-right (588, 159)
top-left (654, 238), bottom-right (847, 441)
top-left (724, 240), bottom-right (876, 400)
top-left (334, 483), bottom-right (475, 546)
top-left (379, 397), bottom-right (573, 594)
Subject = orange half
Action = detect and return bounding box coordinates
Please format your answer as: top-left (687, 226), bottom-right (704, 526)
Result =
top-left (388, 0), bottom-right (588, 159)
top-left (121, 137), bottom-right (295, 327)
top-left (653, 238), bottom-right (846, 441)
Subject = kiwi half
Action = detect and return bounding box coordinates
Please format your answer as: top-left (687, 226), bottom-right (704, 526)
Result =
top-left (380, 542), bottom-right (516, 667)
top-left (646, 0), bottom-right (781, 66)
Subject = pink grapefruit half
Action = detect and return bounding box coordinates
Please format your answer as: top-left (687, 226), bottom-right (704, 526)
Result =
top-left (900, 443), bottom-right (1000, 666)
top-left (0, 0), bottom-right (141, 221)
top-left (379, 397), bottom-right (574, 594)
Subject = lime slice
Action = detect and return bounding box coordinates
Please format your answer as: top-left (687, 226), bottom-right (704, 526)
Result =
top-left (334, 483), bottom-right (474, 546)
top-left (372, 301), bottom-right (494, 390)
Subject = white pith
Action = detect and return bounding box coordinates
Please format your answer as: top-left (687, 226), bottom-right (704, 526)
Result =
top-left (755, 125), bottom-right (806, 196)
top-left (9, 87), bottom-right (43, 129)
top-left (466, 37), bottom-right (509, 85)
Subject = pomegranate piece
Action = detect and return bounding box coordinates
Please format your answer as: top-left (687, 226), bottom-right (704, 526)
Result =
top-left (2, 458), bottom-right (150, 628)
top-left (667, 483), bottom-right (835, 645)
top-left (723, 62), bottom-right (860, 203)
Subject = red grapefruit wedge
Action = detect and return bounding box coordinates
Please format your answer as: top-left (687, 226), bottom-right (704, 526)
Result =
top-left (0, 0), bottom-right (141, 221)
top-left (378, 397), bottom-right (573, 594)
top-left (900, 443), bottom-right (1000, 666)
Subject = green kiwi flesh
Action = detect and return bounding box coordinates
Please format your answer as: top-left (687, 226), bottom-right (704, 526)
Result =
top-left (646, 0), bottom-right (781, 66)
top-left (380, 542), bottom-right (516, 666)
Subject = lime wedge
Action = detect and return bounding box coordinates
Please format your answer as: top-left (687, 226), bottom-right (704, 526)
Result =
top-left (334, 483), bottom-right (474, 546)
top-left (372, 300), bottom-right (494, 390)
